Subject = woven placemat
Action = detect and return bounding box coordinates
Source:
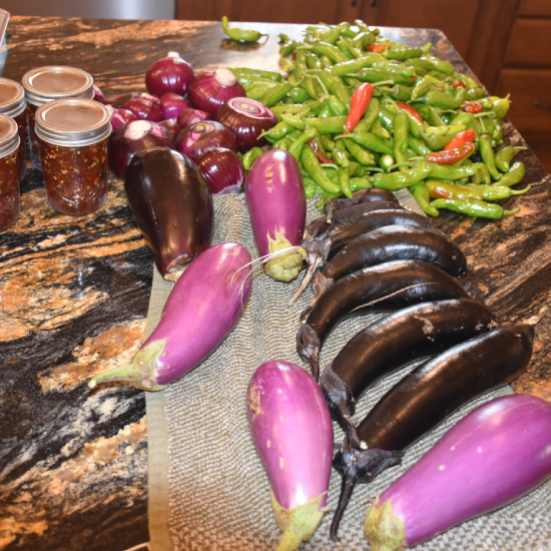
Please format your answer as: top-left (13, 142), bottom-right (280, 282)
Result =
top-left (146, 194), bottom-right (551, 551)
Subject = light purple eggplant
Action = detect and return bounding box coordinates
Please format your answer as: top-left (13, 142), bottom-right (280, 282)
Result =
top-left (245, 150), bottom-right (306, 283)
top-left (247, 360), bottom-right (333, 551)
top-left (90, 243), bottom-right (252, 391)
top-left (364, 394), bottom-right (551, 550)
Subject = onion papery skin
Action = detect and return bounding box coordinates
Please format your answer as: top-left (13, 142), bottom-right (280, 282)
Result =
top-left (175, 120), bottom-right (237, 161)
top-left (196, 148), bottom-right (244, 194)
top-left (188, 69), bottom-right (245, 116)
top-left (145, 51), bottom-right (194, 97)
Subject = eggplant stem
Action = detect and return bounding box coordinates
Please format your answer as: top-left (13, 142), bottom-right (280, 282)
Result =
top-left (230, 245), bottom-right (303, 281)
top-left (275, 529), bottom-right (304, 551)
top-left (289, 255), bottom-right (321, 304)
top-left (329, 476), bottom-right (356, 541)
top-left (89, 364), bottom-right (141, 388)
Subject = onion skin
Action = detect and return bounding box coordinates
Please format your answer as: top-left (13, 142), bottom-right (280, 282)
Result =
top-left (248, 360), bottom-right (333, 551)
top-left (175, 120), bottom-right (237, 161)
top-left (196, 148), bottom-right (244, 194)
top-left (90, 242), bottom-right (251, 391)
top-left (218, 97), bottom-right (277, 151)
top-left (177, 107), bottom-right (209, 130)
top-left (145, 51), bottom-right (194, 97)
top-left (123, 92), bottom-right (163, 122)
top-left (188, 69), bottom-right (245, 116)
top-left (364, 394), bottom-right (551, 550)
top-left (245, 150), bottom-right (306, 282)
top-left (122, 148), bottom-right (213, 279)
top-left (159, 92), bottom-right (190, 120)
top-left (110, 108), bottom-right (138, 133)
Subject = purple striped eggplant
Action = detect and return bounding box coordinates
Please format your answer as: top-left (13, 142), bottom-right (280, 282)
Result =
top-left (365, 394), bottom-right (551, 550)
top-left (245, 150), bottom-right (306, 283)
top-left (89, 243), bottom-right (252, 391)
top-left (247, 360), bottom-right (333, 550)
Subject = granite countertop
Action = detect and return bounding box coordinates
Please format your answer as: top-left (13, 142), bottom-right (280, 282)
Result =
top-left (1, 16), bottom-right (550, 551)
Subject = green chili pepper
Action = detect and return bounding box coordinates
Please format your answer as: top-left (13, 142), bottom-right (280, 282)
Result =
top-left (230, 67), bottom-right (282, 82)
top-left (221, 16), bottom-right (262, 43)
top-left (495, 146), bottom-right (526, 173)
top-left (338, 167), bottom-right (353, 198)
top-left (408, 136), bottom-right (431, 156)
top-left (280, 40), bottom-right (299, 57)
top-left (423, 89), bottom-right (465, 109)
top-left (471, 163), bottom-right (491, 186)
top-left (342, 138), bottom-right (375, 166)
top-left (465, 87), bottom-right (486, 100)
top-left (330, 55), bottom-right (381, 76)
top-left (261, 83), bottom-right (293, 107)
top-left (318, 101), bottom-right (333, 118)
top-left (274, 131), bottom-right (298, 151)
top-left (428, 162), bottom-right (475, 180)
top-left (426, 179), bottom-right (530, 202)
top-left (309, 41), bottom-right (347, 63)
top-left (335, 38), bottom-right (355, 59)
top-left (344, 130), bottom-right (394, 155)
top-left (337, 22), bottom-right (358, 38)
top-left (305, 51), bottom-right (323, 70)
top-left (422, 124), bottom-right (466, 150)
top-left (492, 97), bottom-right (510, 119)
top-left (303, 175), bottom-right (317, 199)
top-left (340, 38), bottom-right (363, 58)
top-left (379, 154), bottom-right (395, 172)
top-left (378, 107), bottom-right (395, 132)
top-left (305, 116), bottom-right (346, 134)
top-left (393, 110), bottom-right (410, 166)
top-left (387, 84), bottom-right (413, 101)
top-left (479, 133), bottom-right (501, 180)
top-left (450, 110), bottom-right (476, 129)
top-left (301, 146), bottom-right (341, 194)
top-left (350, 177), bottom-right (373, 191)
top-left (494, 161), bottom-right (526, 188)
top-left (246, 81), bottom-right (278, 101)
top-left (372, 119), bottom-right (391, 140)
top-left (411, 74), bottom-right (443, 100)
top-left (354, 68), bottom-right (416, 85)
top-left (262, 121), bottom-right (293, 143)
top-left (281, 114), bottom-right (306, 130)
top-left (271, 103), bottom-right (309, 117)
top-left (314, 70), bottom-right (350, 105)
top-left (431, 197), bottom-right (516, 219)
top-left (386, 45), bottom-right (427, 61)
top-left (302, 74), bottom-right (325, 100)
top-left (327, 95), bottom-right (347, 116)
top-left (411, 182), bottom-right (439, 217)
top-left (330, 139), bottom-right (349, 168)
top-left (371, 160), bottom-right (431, 190)
top-left (419, 55), bottom-right (455, 75)
top-left (285, 86), bottom-right (310, 103)
top-left (242, 147), bottom-right (264, 170)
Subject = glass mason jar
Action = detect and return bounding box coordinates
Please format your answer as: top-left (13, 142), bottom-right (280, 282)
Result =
top-left (0, 114), bottom-right (21, 231)
top-left (22, 66), bottom-right (94, 166)
top-left (35, 99), bottom-right (112, 216)
top-left (0, 78), bottom-right (28, 175)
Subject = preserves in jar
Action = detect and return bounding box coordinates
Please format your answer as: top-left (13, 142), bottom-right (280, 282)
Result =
top-left (35, 99), bottom-right (111, 216)
top-left (0, 78), bottom-right (27, 173)
top-left (0, 115), bottom-right (21, 230)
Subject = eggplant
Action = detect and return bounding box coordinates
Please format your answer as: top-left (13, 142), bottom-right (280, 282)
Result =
top-left (314, 225), bottom-right (467, 296)
top-left (330, 200), bottom-right (403, 226)
top-left (322, 298), bottom-right (495, 428)
top-left (365, 394), bottom-right (551, 550)
top-left (89, 243), bottom-right (252, 390)
top-left (326, 188), bottom-right (399, 220)
top-left (124, 148), bottom-right (213, 280)
top-left (245, 149), bottom-right (306, 282)
top-left (248, 360), bottom-right (333, 550)
top-left (297, 260), bottom-right (468, 380)
top-left (330, 324), bottom-right (534, 539)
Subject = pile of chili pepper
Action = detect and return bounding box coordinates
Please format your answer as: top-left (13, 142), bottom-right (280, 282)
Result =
top-left (229, 20), bottom-right (529, 220)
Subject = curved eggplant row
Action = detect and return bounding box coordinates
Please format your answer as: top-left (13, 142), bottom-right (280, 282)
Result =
top-left (296, 260), bottom-right (469, 380)
top-left (322, 298), bottom-right (495, 428)
top-left (330, 200), bottom-right (402, 226)
top-left (314, 225), bottom-right (467, 296)
top-left (329, 324), bottom-right (534, 540)
top-left (326, 189), bottom-right (399, 221)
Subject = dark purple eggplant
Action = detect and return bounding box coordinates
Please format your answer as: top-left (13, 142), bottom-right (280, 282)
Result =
top-left (329, 324), bottom-right (534, 540)
top-left (330, 200), bottom-right (403, 226)
top-left (297, 260), bottom-right (468, 380)
top-left (326, 188), bottom-right (399, 220)
top-left (124, 147), bottom-right (213, 280)
top-left (322, 299), bottom-right (495, 430)
top-left (314, 225), bottom-right (467, 296)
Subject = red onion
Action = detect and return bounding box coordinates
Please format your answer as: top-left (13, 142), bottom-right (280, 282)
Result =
top-left (177, 108), bottom-right (209, 130)
top-left (110, 107), bottom-right (138, 133)
top-left (145, 51), bottom-right (194, 97)
top-left (175, 120), bottom-right (237, 161)
top-left (108, 119), bottom-right (170, 178)
top-left (188, 69), bottom-right (245, 117)
top-left (219, 97), bottom-right (277, 151)
top-left (196, 148), bottom-right (244, 194)
top-left (123, 92), bottom-right (163, 122)
top-left (93, 84), bottom-right (107, 104)
top-left (159, 92), bottom-right (190, 120)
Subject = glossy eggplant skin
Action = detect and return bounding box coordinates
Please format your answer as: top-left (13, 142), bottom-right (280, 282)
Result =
top-left (326, 188), bottom-right (399, 219)
top-left (125, 147), bottom-right (213, 280)
top-left (297, 260), bottom-right (469, 380)
top-left (329, 324), bottom-right (534, 540)
top-left (322, 299), bottom-right (495, 423)
top-left (330, 200), bottom-right (403, 226)
top-left (315, 225), bottom-right (467, 294)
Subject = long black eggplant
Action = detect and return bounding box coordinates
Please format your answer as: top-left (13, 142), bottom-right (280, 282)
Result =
top-left (125, 147), bottom-right (213, 280)
top-left (314, 225), bottom-right (467, 295)
top-left (330, 200), bottom-right (403, 226)
top-left (329, 324), bottom-right (534, 540)
top-left (325, 188), bottom-right (399, 220)
top-left (297, 260), bottom-right (469, 380)
top-left (322, 298), bottom-right (495, 429)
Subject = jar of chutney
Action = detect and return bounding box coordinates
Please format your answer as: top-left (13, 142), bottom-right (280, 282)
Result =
top-left (35, 99), bottom-right (111, 216)
top-left (0, 114), bottom-right (21, 230)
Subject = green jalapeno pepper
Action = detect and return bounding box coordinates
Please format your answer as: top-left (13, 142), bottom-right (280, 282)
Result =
top-left (411, 181), bottom-right (439, 217)
top-left (431, 197), bottom-right (516, 219)
top-left (371, 160), bottom-right (431, 190)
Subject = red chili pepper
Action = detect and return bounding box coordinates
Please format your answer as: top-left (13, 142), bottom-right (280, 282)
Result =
top-left (345, 83), bottom-right (375, 133)
top-left (397, 102), bottom-right (423, 123)
top-left (309, 139), bottom-right (332, 164)
top-left (444, 129), bottom-right (477, 151)
top-left (368, 43), bottom-right (387, 53)
top-left (462, 100), bottom-right (483, 114)
top-left (452, 79), bottom-right (466, 89)
top-left (427, 142), bottom-right (475, 165)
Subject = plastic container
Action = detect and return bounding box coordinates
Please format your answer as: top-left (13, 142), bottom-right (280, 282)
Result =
top-left (0, 114), bottom-right (21, 230)
top-left (35, 98), bottom-right (111, 216)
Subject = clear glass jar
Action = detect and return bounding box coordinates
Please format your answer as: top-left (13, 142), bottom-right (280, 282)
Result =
top-left (22, 66), bottom-right (94, 166)
top-left (0, 115), bottom-right (21, 231)
top-left (0, 78), bottom-right (28, 175)
top-left (35, 99), bottom-right (112, 216)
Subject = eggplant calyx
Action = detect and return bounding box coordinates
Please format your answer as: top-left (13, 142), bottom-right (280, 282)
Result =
top-left (272, 493), bottom-right (326, 551)
top-left (364, 498), bottom-right (405, 551)
top-left (296, 322), bottom-right (321, 380)
top-left (88, 340), bottom-right (165, 392)
top-left (320, 367), bottom-right (356, 432)
top-left (264, 232), bottom-right (306, 283)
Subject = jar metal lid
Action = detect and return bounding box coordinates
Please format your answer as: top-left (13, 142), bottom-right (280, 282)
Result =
top-left (0, 78), bottom-right (26, 118)
top-left (0, 114), bottom-right (20, 158)
top-left (22, 66), bottom-right (94, 107)
top-left (35, 99), bottom-right (112, 147)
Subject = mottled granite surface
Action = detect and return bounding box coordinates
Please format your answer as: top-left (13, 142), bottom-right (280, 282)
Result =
top-left (0, 17), bottom-right (550, 551)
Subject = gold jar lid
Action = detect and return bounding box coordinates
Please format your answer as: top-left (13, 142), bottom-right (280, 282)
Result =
top-left (35, 99), bottom-right (112, 147)
top-left (22, 66), bottom-right (94, 107)
top-left (0, 78), bottom-right (26, 118)
top-left (0, 114), bottom-right (20, 158)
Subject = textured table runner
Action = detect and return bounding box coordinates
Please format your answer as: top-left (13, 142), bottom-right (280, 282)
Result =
top-left (145, 195), bottom-right (551, 551)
